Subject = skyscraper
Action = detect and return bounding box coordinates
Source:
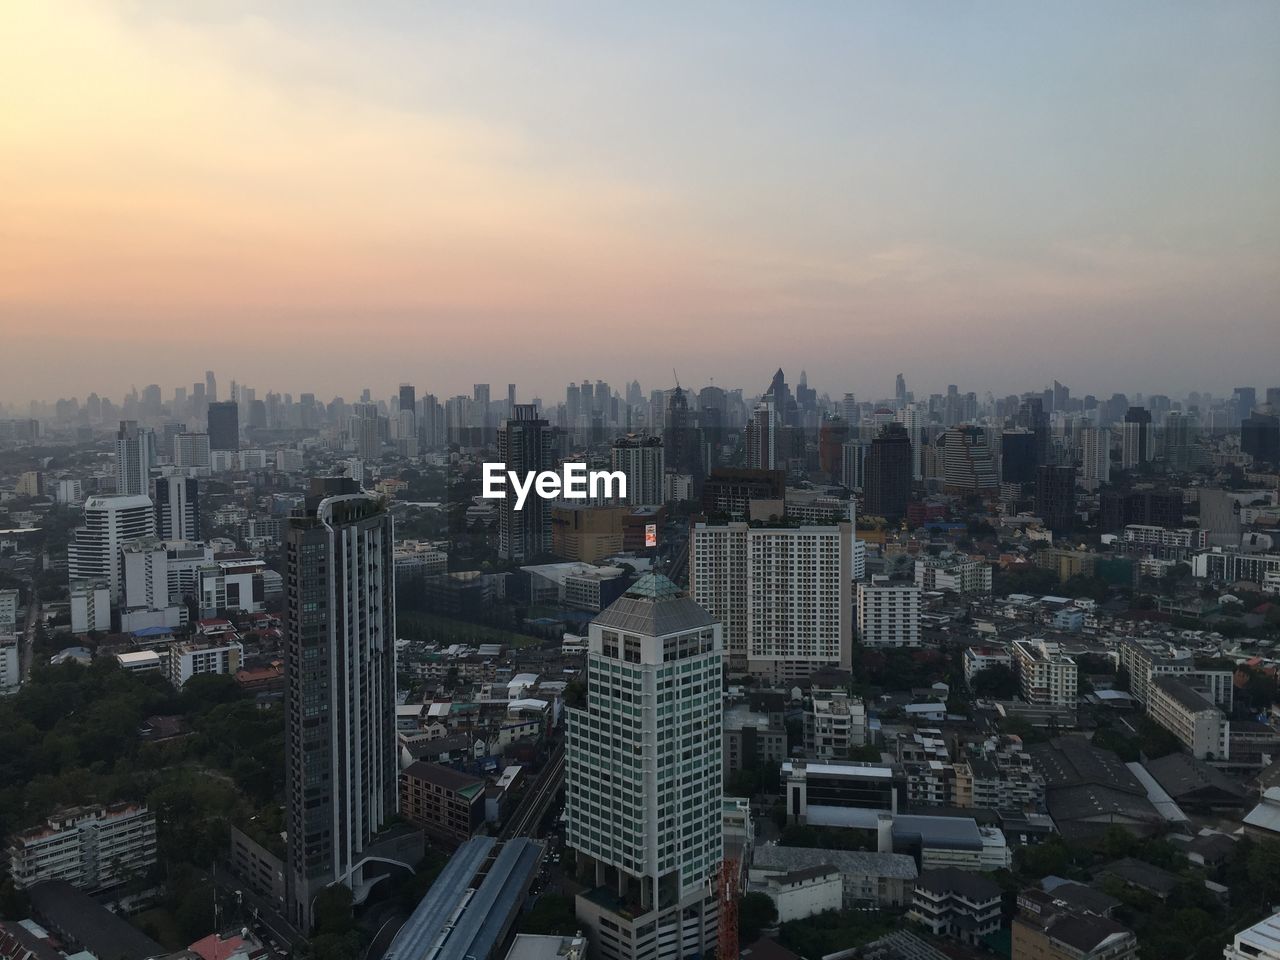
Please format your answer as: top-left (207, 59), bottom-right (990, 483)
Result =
top-left (663, 386), bottom-right (701, 480)
top-left (941, 426), bottom-right (998, 495)
top-left (1121, 407), bottom-right (1152, 470)
top-left (497, 405), bottom-right (554, 562)
top-left (284, 478), bottom-right (398, 930)
top-left (1000, 430), bottom-right (1038, 486)
top-left (1035, 465), bottom-right (1077, 534)
top-left (566, 575), bottom-right (722, 960)
top-left (115, 421), bottom-right (155, 497)
top-left (745, 394), bottom-right (781, 470)
top-left (1080, 426), bottom-right (1111, 490)
top-left (207, 401), bottom-right (239, 451)
top-left (68, 494), bottom-right (155, 599)
top-left (611, 434), bottom-right (665, 507)
top-left (154, 476), bottom-right (200, 541)
top-left (205, 370), bottom-right (217, 403)
top-left (864, 423), bottom-right (912, 521)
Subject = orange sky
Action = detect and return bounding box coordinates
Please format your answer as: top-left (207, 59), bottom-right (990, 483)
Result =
top-left (3, 1), bottom-right (1278, 402)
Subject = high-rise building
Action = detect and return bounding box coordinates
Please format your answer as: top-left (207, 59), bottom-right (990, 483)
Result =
top-left (1035, 465), bottom-right (1077, 534)
top-left (611, 434), bottom-right (665, 507)
top-left (691, 520), bottom-right (852, 679)
top-left (115, 420), bottom-right (155, 497)
top-left (566, 575), bottom-right (722, 960)
top-left (941, 426), bottom-right (998, 495)
top-left (896, 402), bottom-right (928, 480)
top-left (350, 404), bottom-right (382, 460)
top-left (497, 405), bottom-right (554, 562)
top-left (818, 417), bottom-right (849, 480)
top-left (1000, 430), bottom-right (1038, 486)
top-left (154, 476), bottom-right (200, 541)
top-left (284, 478), bottom-right (398, 930)
top-left (864, 423), bottom-right (912, 521)
top-left (1079, 426), bottom-right (1110, 490)
top-left (745, 394), bottom-right (781, 470)
top-left (207, 401), bottom-right (239, 451)
top-left (663, 386), bottom-right (702, 479)
top-left (398, 383), bottom-right (416, 430)
top-left (1121, 407), bottom-right (1151, 470)
top-left (1242, 412), bottom-right (1280, 465)
top-left (173, 432), bottom-right (211, 470)
top-left (205, 370), bottom-right (217, 403)
top-left (68, 494), bottom-right (155, 599)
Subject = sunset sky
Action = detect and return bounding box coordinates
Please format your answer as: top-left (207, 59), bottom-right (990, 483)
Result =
top-left (3, 1), bottom-right (1278, 404)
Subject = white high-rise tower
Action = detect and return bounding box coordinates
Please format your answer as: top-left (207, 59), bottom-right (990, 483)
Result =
top-left (566, 575), bottom-right (723, 960)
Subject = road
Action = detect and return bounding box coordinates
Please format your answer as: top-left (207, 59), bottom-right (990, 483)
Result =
top-left (501, 747), bottom-right (565, 840)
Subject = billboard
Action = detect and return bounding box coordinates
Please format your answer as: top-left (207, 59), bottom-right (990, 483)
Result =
top-left (645, 523), bottom-right (658, 548)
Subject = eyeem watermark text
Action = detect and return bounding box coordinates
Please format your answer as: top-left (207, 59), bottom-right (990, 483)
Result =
top-left (482, 463), bottom-right (626, 510)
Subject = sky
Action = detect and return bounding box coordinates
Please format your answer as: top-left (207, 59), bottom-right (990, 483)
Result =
top-left (3, 1), bottom-right (1278, 405)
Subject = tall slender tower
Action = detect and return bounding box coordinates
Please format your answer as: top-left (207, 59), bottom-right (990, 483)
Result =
top-left (567, 575), bottom-right (723, 960)
top-left (154, 476), bottom-right (201, 541)
top-left (284, 478), bottom-right (397, 931)
top-left (497, 405), bottom-right (553, 562)
top-left (115, 421), bottom-right (155, 497)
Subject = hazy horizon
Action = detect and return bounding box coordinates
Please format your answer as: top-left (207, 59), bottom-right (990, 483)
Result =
top-left (4, 1), bottom-right (1278, 405)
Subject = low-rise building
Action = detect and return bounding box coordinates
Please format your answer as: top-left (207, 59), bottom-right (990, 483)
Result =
top-left (1147, 676), bottom-right (1230, 761)
top-left (915, 554), bottom-right (992, 595)
top-left (857, 578), bottom-right (921, 648)
top-left (1224, 913), bottom-right (1280, 960)
top-left (8, 803), bottom-right (157, 892)
top-left (908, 868), bottom-right (1002, 945)
top-left (805, 692), bottom-right (867, 759)
top-left (399, 761), bottom-right (486, 846)
top-left (1012, 639), bottom-right (1078, 707)
top-left (1013, 888), bottom-right (1138, 960)
top-left (723, 705), bottom-right (787, 777)
top-left (167, 637), bottom-right (243, 687)
top-left (749, 846), bottom-right (917, 908)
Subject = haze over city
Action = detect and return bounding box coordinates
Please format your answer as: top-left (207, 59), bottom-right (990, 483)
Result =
top-left (4, 0), bottom-right (1279, 403)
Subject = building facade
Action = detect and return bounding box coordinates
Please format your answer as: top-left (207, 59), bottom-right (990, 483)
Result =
top-left (284, 478), bottom-right (399, 930)
top-left (566, 575), bottom-right (723, 960)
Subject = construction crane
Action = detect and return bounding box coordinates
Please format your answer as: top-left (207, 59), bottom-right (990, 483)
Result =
top-left (718, 855), bottom-right (740, 960)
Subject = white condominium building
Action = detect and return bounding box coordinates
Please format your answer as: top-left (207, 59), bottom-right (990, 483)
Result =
top-left (857, 578), bottom-right (921, 648)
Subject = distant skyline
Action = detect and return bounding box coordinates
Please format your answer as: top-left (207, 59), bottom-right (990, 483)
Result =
top-left (3, 1), bottom-right (1278, 404)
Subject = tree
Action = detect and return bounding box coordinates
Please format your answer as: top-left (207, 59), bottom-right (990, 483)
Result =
top-left (738, 892), bottom-right (778, 945)
top-left (521, 894), bottom-right (578, 935)
top-left (969, 664), bottom-right (1019, 699)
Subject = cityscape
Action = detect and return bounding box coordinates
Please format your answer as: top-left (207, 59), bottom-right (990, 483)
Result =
top-left (3, 5), bottom-right (1280, 960)
top-left (0, 372), bottom-right (1279, 960)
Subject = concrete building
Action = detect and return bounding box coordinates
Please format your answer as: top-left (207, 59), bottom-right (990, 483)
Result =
top-left (0, 636), bottom-right (18, 696)
top-left (174, 432), bottom-right (211, 470)
top-left (550, 505), bottom-right (627, 564)
top-left (805, 692), bottom-right (867, 759)
top-left (1147, 676), bottom-right (1230, 761)
top-left (1224, 914), bottom-right (1280, 960)
top-left (856, 578), bottom-right (921, 648)
top-left (1012, 888), bottom-right (1137, 960)
top-left (690, 520), bottom-right (852, 680)
top-left (7, 803), bottom-right (157, 892)
top-left (1012, 639), bottom-right (1078, 707)
top-left (154, 476), bottom-right (200, 541)
top-left (723, 704), bottom-right (788, 777)
top-left (749, 845), bottom-right (917, 908)
top-left (915, 554), bottom-right (992, 595)
top-left (67, 494), bottom-right (155, 600)
top-left (942, 426), bottom-right (999, 495)
top-left (69, 580), bottom-right (111, 634)
top-left (284, 478), bottom-right (399, 930)
top-left (400, 761), bottom-right (486, 847)
top-left (168, 637), bottom-right (243, 687)
top-left (963, 646), bottom-right (1012, 684)
top-left (908, 868), bottom-right (1002, 945)
top-left (783, 760), bottom-right (897, 826)
top-left (566, 575), bottom-right (722, 960)
top-left (611, 435), bottom-right (664, 507)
